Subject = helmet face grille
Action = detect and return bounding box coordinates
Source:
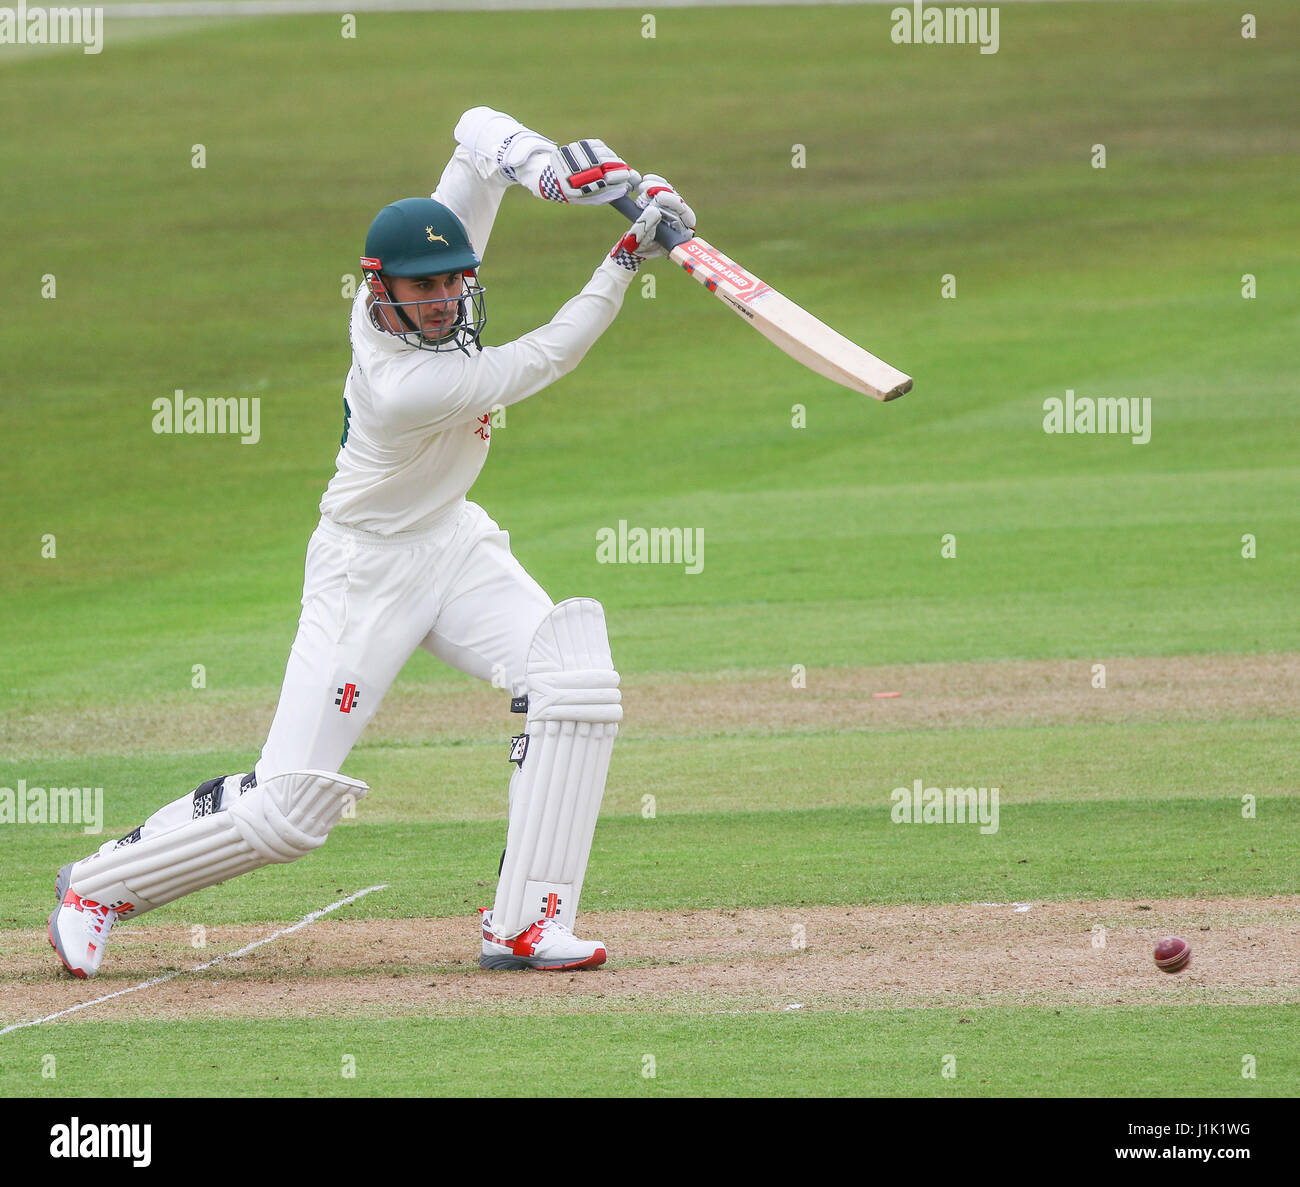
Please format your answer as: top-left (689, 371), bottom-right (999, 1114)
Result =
top-left (360, 198), bottom-right (486, 352)
top-left (362, 271), bottom-right (487, 355)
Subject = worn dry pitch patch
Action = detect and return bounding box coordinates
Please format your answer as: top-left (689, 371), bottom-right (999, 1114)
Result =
top-left (8, 653), bottom-right (1297, 757)
top-left (3, 897), bottom-right (1297, 1026)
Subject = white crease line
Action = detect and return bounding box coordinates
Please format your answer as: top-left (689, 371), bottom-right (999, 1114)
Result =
top-left (1, 883), bottom-right (388, 1036)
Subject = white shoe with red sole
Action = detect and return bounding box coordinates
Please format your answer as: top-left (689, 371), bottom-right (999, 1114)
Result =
top-left (479, 909), bottom-right (607, 971)
top-left (48, 862), bottom-right (118, 979)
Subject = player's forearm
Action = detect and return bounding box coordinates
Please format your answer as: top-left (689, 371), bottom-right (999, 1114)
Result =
top-left (455, 106), bottom-right (554, 198)
top-left (492, 255), bottom-right (635, 402)
top-left (431, 144), bottom-right (512, 261)
top-left (454, 107), bottom-right (635, 207)
top-left (433, 109), bottom-right (551, 255)
top-left (386, 256), bottom-right (633, 432)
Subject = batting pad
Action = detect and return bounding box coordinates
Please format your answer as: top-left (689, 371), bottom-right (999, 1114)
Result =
top-left (68, 770), bottom-right (368, 918)
top-left (491, 598), bottom-right (622, 939)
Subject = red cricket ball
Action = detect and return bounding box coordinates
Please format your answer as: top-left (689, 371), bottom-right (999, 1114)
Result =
top-left (1154, 935), bottom-right (1192, 973)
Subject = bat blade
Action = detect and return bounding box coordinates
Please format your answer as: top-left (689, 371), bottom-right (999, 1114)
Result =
top-left (667, 235), bottom-right (912, 401)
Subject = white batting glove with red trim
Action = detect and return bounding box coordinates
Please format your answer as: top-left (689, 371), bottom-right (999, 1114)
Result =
top-left (609, 203), bottom-right (667, 271)
top-left (542, 139), bottom-right (640, 205)
top-left (633, 174), bottom-right (696, 238)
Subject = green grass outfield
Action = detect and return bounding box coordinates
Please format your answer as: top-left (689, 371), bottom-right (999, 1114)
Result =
top-left (1, 2), bottom-right (1297, 1098)
top-left (5, 723), bottom-right (1299, 920)
top-left (2, 1009), bottom-right (1294, 1098)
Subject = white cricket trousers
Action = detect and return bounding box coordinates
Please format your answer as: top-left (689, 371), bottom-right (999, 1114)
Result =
top-left (257, 499), bottom-right (554, 781)
top-left (94, 500), bottom-right (553, 854)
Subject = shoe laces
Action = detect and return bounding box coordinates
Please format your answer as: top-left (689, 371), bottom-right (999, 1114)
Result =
top-left (83, 899), bottom-right (115, 934)
top-left (481, 912), bottom-right (574, 940)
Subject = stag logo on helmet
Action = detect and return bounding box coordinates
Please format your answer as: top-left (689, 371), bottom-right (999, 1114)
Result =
top-left (425, 226), bottom-right (449, 245)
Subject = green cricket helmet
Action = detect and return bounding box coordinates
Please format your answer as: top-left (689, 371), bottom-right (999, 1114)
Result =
top-left (360, 197), bottom-right (486, 354)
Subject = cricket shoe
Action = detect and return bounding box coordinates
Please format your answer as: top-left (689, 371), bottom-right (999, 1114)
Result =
top-left (479, 909), bottom-right (607, 971)
top-left (48, 863), bottom-right (118, 979)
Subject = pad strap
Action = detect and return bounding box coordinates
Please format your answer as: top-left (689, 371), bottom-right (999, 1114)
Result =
top-left (68, 771), bottom-right (367, 918)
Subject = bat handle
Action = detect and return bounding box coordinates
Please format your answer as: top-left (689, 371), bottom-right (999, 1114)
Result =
top-left (610, 194), bottom-right (693, 252)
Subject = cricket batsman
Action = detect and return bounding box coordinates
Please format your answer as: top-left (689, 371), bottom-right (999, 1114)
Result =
top-left (47, 107), bottom-right (695, 977)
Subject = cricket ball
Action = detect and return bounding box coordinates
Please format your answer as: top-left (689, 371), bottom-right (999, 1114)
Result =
top-left (1154, 935), bottom-right (1191, 974)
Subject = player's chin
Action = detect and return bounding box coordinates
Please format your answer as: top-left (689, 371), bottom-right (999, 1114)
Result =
top-left (420, 324), bottom-right (459, 345)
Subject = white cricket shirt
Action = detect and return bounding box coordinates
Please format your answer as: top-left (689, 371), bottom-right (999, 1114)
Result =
top-left (320, 142), bottom-right (634, 535)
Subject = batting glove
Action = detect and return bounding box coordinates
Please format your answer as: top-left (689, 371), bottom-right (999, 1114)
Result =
top-left (609, 203), bottom-right (668, 271)
top-left (633, 175), bottom-right (696, 239)
top-left (543, 139), bottom-right (640, 205)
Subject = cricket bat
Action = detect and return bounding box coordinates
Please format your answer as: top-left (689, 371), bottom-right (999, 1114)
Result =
top-left (611, 196), bottom-right (912, 401)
